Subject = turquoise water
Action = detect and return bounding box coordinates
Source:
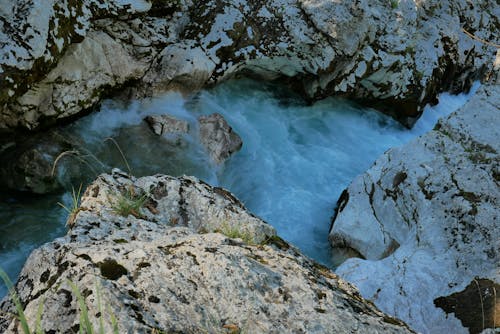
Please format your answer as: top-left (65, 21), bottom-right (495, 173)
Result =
top-left (0, 79), bottom-right (477, 298)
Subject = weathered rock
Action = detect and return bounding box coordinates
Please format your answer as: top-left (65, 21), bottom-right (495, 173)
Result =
top-left (0, 132), bottom-right (74, 193)
top-left (144, 114), bottom-right (189, 136)
top-left (198, 113), bottom-right (243, 164)
top-left (329, 85), bottom-right (500, 333)
top-left (434, 279), bottom-right (500, 334)
top-left (0, 170), bottom-right (413, 333)
top-left (1, 0), bottom-right (498, 130)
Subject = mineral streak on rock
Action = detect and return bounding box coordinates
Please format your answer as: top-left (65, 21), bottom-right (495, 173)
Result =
top-left (329, 84), bottom-right (500, 333)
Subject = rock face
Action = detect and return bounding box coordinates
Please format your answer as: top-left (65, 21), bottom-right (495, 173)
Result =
top-left (0, 170), bottom-right (413, 333)
top-left (144, 114), bottom-right (189, 136)
top-left (1, 0), bottom-right (498, 130)
top-left (329, 85), bottom-right (500, 334)
top-left (198, 113), bottom-right (243, 164)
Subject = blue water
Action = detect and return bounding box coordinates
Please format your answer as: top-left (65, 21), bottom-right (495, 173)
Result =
top-left (0, 79), bottom-right (478, 297)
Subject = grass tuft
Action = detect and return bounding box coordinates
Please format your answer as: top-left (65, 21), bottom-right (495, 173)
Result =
top-left (57, 184), bottom-right (83, 226)
top-left (216, 222), bottom-right (255, 245)
top-left (112, 187), bottom-right (149, 218)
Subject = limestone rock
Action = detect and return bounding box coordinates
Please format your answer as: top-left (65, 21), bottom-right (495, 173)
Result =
top-left (0, 171), bottom-right (413, 333)
top-left (144, 114), bottom-right (189, 136)
top-left (1, 0), bottom-right (498, 130)
top-left (329, 85), bottom-right (500, 333)
top-left (198, 113), bottom-right (243, 164)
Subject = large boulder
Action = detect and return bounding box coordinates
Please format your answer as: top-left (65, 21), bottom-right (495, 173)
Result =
top-left (329, 85), bottom-right (500, 333)
top-left (0, 170), bottom-right (414, 333)
top-left (1, 0), bottom-right (498, 130)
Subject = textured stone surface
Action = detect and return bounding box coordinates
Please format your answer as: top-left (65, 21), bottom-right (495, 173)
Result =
top-left (144, 114), bottom-right (189, 136)
top-left (198, 113), bottom-right (243, 164)
top-left (0, 170), bottom-right (413, 333)
top-left (1, 0), bottom-right (498, 130)
top-left (329, 84), bottom-right (500, 334)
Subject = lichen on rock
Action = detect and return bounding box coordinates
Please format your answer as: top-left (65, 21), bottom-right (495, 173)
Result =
top-left (329, 84), bottom-right (500, 333)
top-left (1, 0), bottom-right (498, 130)
top-left (0, 170), bottom-right (414, 333)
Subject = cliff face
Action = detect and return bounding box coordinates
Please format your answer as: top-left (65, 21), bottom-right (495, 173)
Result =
top-left (1, 0), bottom-right (498, 130)
top-left (0, 170), bottom-right (413, 333)
top-left (329, 84), bottom-right (500, 333)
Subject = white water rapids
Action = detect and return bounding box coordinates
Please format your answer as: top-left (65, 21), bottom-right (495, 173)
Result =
top-left (0, 79), bottom-right (478, 297)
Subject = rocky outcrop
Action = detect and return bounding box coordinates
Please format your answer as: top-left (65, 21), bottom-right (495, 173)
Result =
top-left (144, 114), bottom-right (189, 136)
top-left (0, 170), bottom-right (413, 333)
top-left (1, 0), bottom-right (498, 130)
top-left (198, 113), bottom-right (243, 164)
top-left (329, 85), bottom-right (500, 334)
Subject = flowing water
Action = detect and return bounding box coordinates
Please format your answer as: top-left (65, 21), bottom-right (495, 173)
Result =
top-left (0, 79), bottom-right (478, 298)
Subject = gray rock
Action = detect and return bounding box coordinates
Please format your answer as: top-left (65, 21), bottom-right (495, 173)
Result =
top-left (198, 113), bottom-right (243, 164)
top-left (0, 171), bottom-right (413, 333)
top-left (329, 84), bottom-right (500, 333)
top-left (1, 0), bottom-right (498, 130)
top-left (144, 114), bottom-right (189, 136)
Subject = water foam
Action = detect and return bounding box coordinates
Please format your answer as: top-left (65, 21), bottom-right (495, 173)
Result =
top-left (0, 80), bottom-right (478, 297)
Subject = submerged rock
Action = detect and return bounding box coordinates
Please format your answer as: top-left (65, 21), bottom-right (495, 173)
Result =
top-left (1, 0), bottom-right (498, 130)
top-left (329, 85), bottom-right (500, 333)
top-left (0, 132), bottom-right (74, 193)
top-left (198, 113), bottom-right (243, 164)
top-left (144, 114), bottom-right (189, 136)
top-left (0, 170), bottom-right (414, 333)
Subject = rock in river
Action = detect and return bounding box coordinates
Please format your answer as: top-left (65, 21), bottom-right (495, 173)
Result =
top-left (329, 84), bottom-right (500, 334)
top-left (198, 113), bottom-right (243, 164)
top-left (0, 170), bottom-right (413, 333)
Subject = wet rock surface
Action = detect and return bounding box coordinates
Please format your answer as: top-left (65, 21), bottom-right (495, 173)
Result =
top-left (198, 113), bottom-right (243, 164)
top-left (144, 114), bottom-right (189, 136)
top-left (329, 84), bottom-right (500, 333)
top-left (1, 0), bottom-right (498, 130)
top-left (0, 132), bottom-right (74, 193)
top-left (0, 170), bottom-right (413, 333)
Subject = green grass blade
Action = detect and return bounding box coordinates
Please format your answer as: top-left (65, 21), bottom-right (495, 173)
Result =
top-left (104, 137), bottom-right (132, 176)
top-left (67, 280), bottom-right (93, 334)
top-left (106, 304), bottom-right (119, 334)
top-left (95, 282), bottom-right (104, 334)
top-left (74, 183), bottom-right (83, 208)
top-left (0, 268), bottom-right (31, 334)
top-left (34, 297), bottom-right (45, 334)
top-left (57, 202), bottom-right (71, 213)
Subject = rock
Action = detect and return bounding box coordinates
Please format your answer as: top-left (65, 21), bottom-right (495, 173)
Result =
top-left (0, 171), bottom-right (414, 334)
top-left (144, 114), bottom-right (189, 136)
top-left (329, 85), bottom-right (500, 333)
top-left (0, 132), bottom-right (74, 193)
top-left (1, 0), bottom-right (498, 130)
top-left (434, 279), bottom-right (500, 334)
top-left (198, 113), bottom-right (243, 164)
